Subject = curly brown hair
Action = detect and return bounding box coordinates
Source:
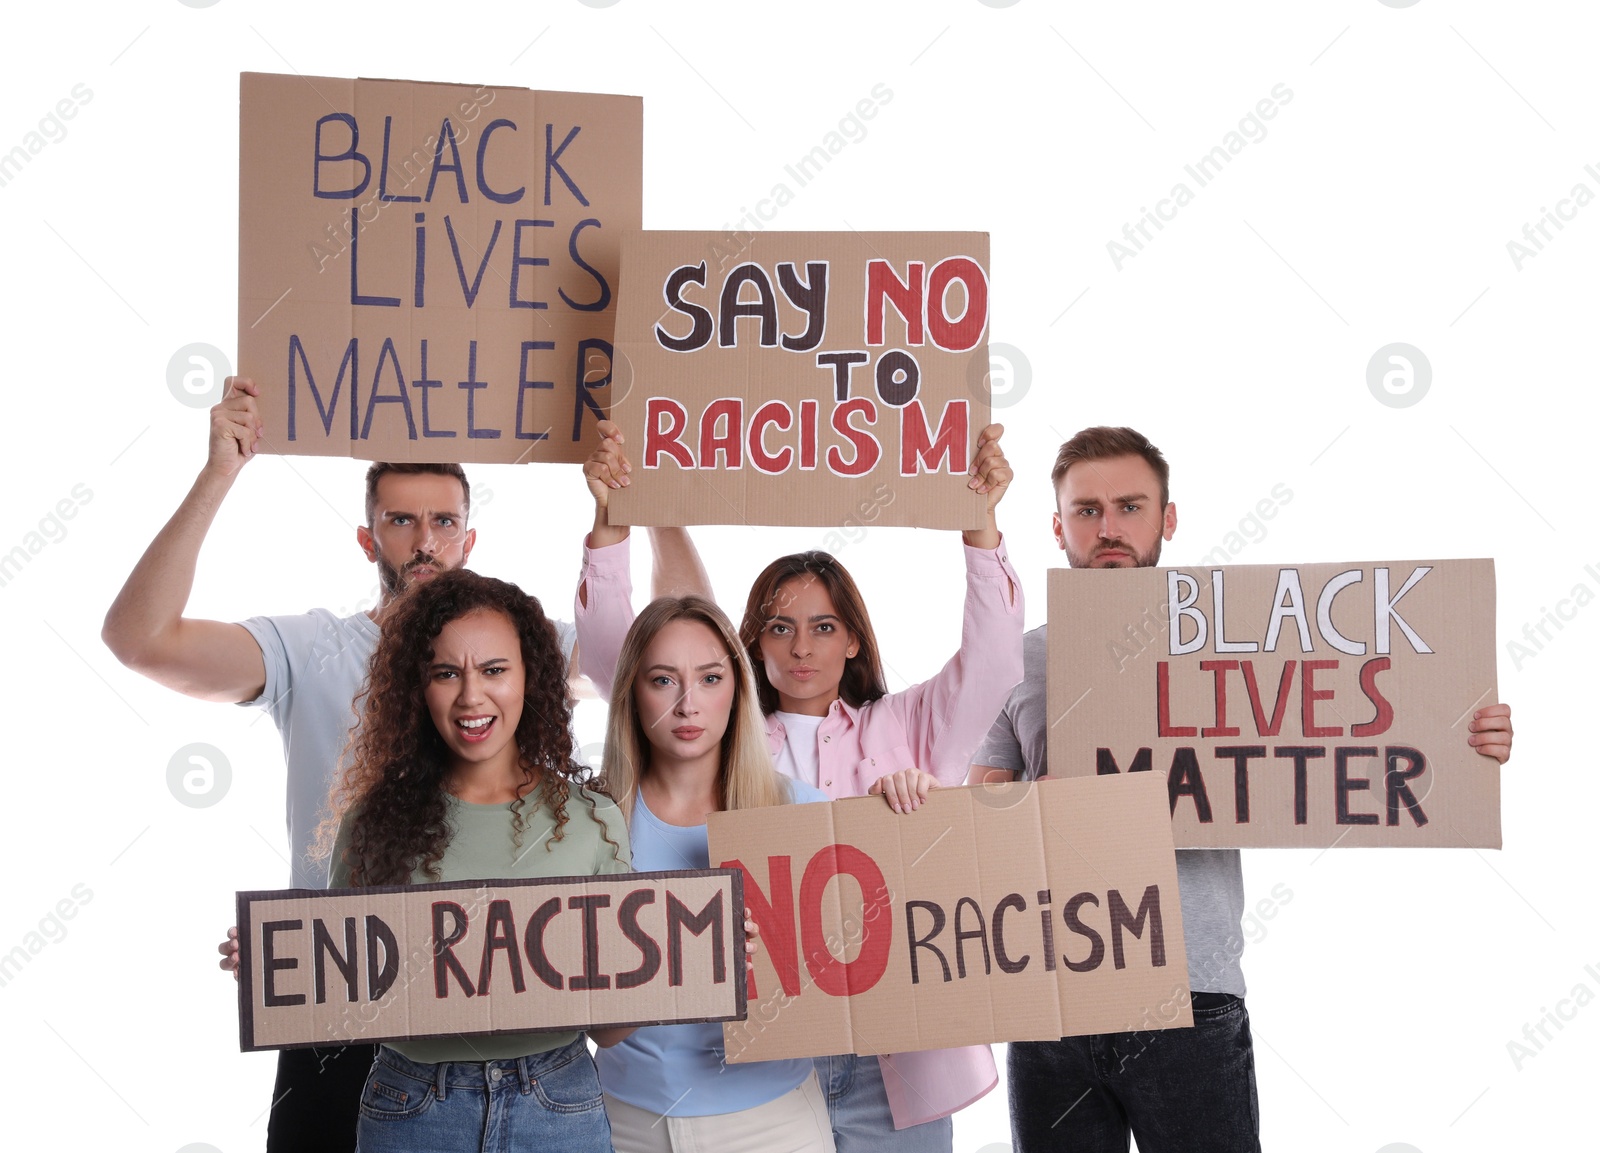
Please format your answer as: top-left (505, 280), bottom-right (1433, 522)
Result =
top-left (328, 569), bottom-right (613, 886)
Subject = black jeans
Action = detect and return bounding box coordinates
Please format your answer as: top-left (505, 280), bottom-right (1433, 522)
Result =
top-left (1008, 993), bottom-right (1260, 1153)
top-left (266, 1044), bottom-right (377, 1153)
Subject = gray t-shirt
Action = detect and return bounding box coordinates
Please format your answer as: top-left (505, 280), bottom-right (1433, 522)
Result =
top-left (973, 624), bottom-right (1247, 996)
top-left (240, 608), bottom-right (576, 889)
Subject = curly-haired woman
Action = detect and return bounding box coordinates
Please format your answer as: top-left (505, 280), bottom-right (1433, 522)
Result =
top-left (322, 568), bottom-right (631, 1153)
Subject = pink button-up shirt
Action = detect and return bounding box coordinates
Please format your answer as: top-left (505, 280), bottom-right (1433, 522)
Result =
top-left (763, 541), bottom-right (1021, 1128)
top-left (575, 536), bottom-right (1023, 1129)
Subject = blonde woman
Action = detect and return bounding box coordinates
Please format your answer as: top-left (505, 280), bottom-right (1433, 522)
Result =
top-left (595, 595), bottom-right (836, 1153)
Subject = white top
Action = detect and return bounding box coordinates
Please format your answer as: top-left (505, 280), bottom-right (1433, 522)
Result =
top-left (771, 709), bottom-right (825, 787)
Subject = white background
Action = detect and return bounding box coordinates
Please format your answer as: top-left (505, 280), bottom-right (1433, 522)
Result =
top-left (0, 2), bottom-right (1593, 1150)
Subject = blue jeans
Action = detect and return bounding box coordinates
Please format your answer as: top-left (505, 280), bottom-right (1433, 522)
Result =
top-left (815, 1053), bottom-right (952, 1153)
top-left (1007, 993), bottom-right (1260, 1153)
top-left (355, 1038), bottom-right (612, 1153)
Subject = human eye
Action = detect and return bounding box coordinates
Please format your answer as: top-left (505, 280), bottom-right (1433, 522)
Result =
top-left (392, 514), bottom-right (413, 526)
top-left (650, 674), bottom-right (676, 687)
top-left (703, 673), bottom-right (723, 686)
top-left (1076, 506), bottom-right (1099, 518)
top-left (1123, 502), bottom-right (1140, 514)
top-left (815, 622), bottom-right (834, 634)
top-left (432, 668), bottom-right (458, 681)
top-left (768, 622), bottom-right (791, 637)
top-left (482, 663), bottom-right (507, 677)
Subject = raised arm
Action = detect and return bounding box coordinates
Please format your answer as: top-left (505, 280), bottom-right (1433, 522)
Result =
top-left (579, 418), bottom-right (711, 602)
top-left (879, 425), bottom-right (1025, 785)
top-left (101, 377), bottom-right (268, 703)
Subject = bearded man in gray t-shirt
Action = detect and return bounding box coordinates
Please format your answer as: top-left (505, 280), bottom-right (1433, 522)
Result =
top-left (102, 375), bottom-right (706, 1153)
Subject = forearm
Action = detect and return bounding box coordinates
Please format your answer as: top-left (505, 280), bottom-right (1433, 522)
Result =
top-left (646, 526), bottom-right (710, 600)
top-left (102, 465), bottom-right (235, 665)
top-left (960, 507), bottom-right (1001, 552)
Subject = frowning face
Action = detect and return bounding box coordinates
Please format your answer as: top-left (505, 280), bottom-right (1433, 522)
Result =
top-left (1053, 453), bottom-right (1176, 570)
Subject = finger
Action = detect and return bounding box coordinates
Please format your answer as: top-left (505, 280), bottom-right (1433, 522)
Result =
top-left (223, 376), bottom-right (259, 400)
top-left (596, 419), bottom-right (623, 444)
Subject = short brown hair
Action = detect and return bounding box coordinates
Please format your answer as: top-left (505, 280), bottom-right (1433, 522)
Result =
top-left (740, 552), bottom-right (886, 714)
top-left (364, 462), bottom-right (471, 526)
top-left (1051, 427), bottom-right (1170, 509)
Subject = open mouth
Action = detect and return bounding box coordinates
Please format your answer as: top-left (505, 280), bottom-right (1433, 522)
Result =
top-left (456, 716), bottom-right (495, 742)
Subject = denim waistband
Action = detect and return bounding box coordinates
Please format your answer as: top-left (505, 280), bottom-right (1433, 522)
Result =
top-left (375, 1036), bottom-right (588, 1099)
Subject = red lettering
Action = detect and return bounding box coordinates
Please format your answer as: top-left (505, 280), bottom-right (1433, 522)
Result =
top-left (1200, 659), bottom-right (1241, 737)
top-left (798, 399), bottom-right (819, 471)
top-left (698, 398), bottom-right (743, 469)
top-left (865, 260), bottom-right (924, 346)
top-left (799, 845), bottom-right (891, 997)
top-left (826, 398), bottom-right (881, 476)
top-left (899, 399), bottom-right (969, 476)
top-left (722, 856), bottom-right (800, 998)
top-left (747, 400), bottom-right (793, 474)
top-left (1156, 662), bottom-right (1196, 737)
top-left (1300, 660), bottom-right (1343, 738)
top-left (925, 257), bottom-right (988, 351)
top-left (1241, 660), bottom-right (1295, 737)
top-left (1351, 657), bottom-right (1394, 738)
top-left (644, 397), bottom-right (692, 469)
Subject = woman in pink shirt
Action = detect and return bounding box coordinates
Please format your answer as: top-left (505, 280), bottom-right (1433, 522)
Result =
top-left (737, 424), bottom-right (1024, 1153)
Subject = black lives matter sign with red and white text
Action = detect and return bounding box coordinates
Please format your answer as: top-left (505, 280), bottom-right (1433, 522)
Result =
top-left (1048, 560), bottom-right (1501, 848)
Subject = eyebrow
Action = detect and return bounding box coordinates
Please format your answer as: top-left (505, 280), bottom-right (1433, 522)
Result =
top-left (379, 508), bottom-right (465, 521)
top-left (644, 660), bottom-right (727, 674)
top-left (428, 657), bottom-right (511, 670)
top-left (1071, 492), bottom-right (1148, 507)
top-left (768, 613), bottom-right (842, 624)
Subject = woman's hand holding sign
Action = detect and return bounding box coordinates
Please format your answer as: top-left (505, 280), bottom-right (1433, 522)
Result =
top-left (869, 768), bottom-right (940, 814)
top-left (962, 422), bottom-right (1011, 551)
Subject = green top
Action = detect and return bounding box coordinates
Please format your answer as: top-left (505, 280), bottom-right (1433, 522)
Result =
top-left (330, 786), bottom-right (631, 1063)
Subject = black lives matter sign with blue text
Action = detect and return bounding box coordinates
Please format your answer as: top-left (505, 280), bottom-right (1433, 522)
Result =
top-left (1048, 560), bottom-right (1501, 848)
top-left (237, 870), bottom-right (743, 1051)
top-left (238, 73), bottom-right (641, 464)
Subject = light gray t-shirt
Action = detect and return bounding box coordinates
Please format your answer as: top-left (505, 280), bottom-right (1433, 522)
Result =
top-left (240, 608), bottom-right (576, 889)
top-left (973, 624), bottom-right (1247, 996)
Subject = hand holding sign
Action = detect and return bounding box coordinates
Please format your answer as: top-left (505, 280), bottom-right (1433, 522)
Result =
top-left (962, 422), bottom-right (1010, 550)
top-left (1469, 702), bottom-right (1514, 763)
top-left (207, 377), bottom-right (264, 476)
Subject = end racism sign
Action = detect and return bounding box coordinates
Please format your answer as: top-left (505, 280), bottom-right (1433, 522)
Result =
top-left (237, 870), bottom-right (743, 1051)
top-left (238, 73), bottom-right (641, 464)
top-left (607, 231), bottom-right (991, 530)
top-left (705, 775), bottom-right (1190, 1063)
top-left (1047, 560), bottom-right (1501, 848)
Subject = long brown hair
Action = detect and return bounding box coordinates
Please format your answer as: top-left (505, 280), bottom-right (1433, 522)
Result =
top-left (740, 552), bottom-right (886, 715)
top-left (602, 596), bottom-right (789, 820)
top-left (324, 569), bottom-right (613, 885)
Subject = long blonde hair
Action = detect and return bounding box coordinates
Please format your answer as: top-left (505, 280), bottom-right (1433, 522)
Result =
top-left (602, 596), bottom-right (789, 820)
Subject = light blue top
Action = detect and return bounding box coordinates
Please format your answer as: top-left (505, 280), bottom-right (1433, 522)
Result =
top-left (596, 778), bottom-right (828, 1117)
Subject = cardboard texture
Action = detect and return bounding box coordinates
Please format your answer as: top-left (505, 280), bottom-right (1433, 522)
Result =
top-left (704, 776), bottom-right (1191, 1063)
top-left (238, 73), bottom-right (641, 464)
top-left (236, 870), bottom-right (744, 1051)
top-left (606, 231), bottom-right (992, 529)
top-left (1047, 559), bottom-right (1501, 849)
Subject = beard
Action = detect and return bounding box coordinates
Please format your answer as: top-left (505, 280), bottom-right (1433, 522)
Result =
top-left (374, 547), bottom-right (442, 596)
top-left (1065, 536), bottom-right (1165, 570)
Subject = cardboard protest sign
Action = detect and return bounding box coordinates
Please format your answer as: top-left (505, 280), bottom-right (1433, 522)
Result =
top-left (1047, 560), bottom-right (1501, 849)
top-left (238, 72), bottom-right (641, 464)
top-left (237, 870), bottom-right (743, 1051)
top-left (705, 775), bottom-right (1190, 1063)
top-left (606, 231), bottom-right (991, 529)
